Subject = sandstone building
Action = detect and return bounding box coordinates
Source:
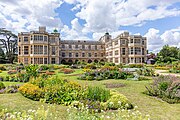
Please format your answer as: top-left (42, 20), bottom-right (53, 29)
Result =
top-left (18, 27), bottom-right (147, 64)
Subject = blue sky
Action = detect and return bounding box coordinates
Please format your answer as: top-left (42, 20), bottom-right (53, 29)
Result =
top-left (0, 0), bottom-right (180, 53)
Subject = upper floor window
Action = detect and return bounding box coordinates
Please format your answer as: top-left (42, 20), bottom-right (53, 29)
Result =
top-left (130, 39), bottom-right (133, 43)
top-left (131, 47), bottom-right (133, 54)
top-left (44, 36), bottom-right (47, 41)
top-left (52, 46), bottom-right (55, 55)
top-left (82, 45), bottom-right (85, 49)
top-left (69, 45), bottom-right (72, 49)
top-left (34, 45), bottom-right (43, 54)
top-left (134, 39), bottom-right (140, 44)
top-left (44, 46), bottom-right (47, 55)
top-left (69, 53), bottom-right (72, 57)
top-left (18, 37), bottom-right (21, 42)
top-left (51, 37), bottom-right (55, 43)
top-left (135, 47), bottom-right (141, 55)
top-left (88, 53), bottom-right (91, 57)
top-left (101, 53), bottom-right (104, 57)
top-left (62, 52), bottom-right (65, 57)
top-left (94, 53), bottom-right (97, 57)
top-left (24, 46), bottom-right (29, 54)
top-left (75, 45), bottom-right (78, 49)
top-left (34, 35), bottom-right (43, 41)
top-left (142, 48), bottom-right (144, 55)
top-left (142, 40), bottom-right (145, 45)
top-left (82, 53), bottom-right (85, 57)
top-left (31, 45), bottom-right (33, 54)
top-left (76, 53), bottom-right (78, 57)
top-left (115, 40), bottom-right (118, 45)
top-left (24, 37), bottom-right (28, 42)
top-left (18, 47), bottom-right (21, 55)
top-left (62, 44), bottom-right (65, 48)
top-left (95, 45), bottom-right (97, 50)
top-left (109, 51), bottom-right (113, 56)
top-left (115, 50), bottom-right (119, 55)
top-left (122, 48), bottom-right (125, 55)
top-left (121, 40), bottom-right (125, 44)
top-left (88, 45), bottom-right (91, 50)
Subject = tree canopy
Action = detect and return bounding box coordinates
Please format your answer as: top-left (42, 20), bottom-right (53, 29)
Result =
top-left (156, 45), bottom-right (180, 63)
top-left (0, 28), bottom-right (17, 63)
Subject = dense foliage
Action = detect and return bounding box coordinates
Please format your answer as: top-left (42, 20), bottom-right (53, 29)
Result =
top-left (156, 45), bottom-right (180, 63)
top-left (145, 75), bottom-right (180, 103)
top-left (79, 66), bottom-right (134, 81)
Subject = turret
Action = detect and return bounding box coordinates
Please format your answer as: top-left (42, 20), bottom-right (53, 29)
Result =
top-left (99, 32), bottom-right (111, 43)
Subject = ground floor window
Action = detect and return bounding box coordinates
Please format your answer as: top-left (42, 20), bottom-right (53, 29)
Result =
top-left (34, 58), bottom-right (43, 64)
top-left (115, 58), bottom-right (118, 63)
top-left (51, 58), bottom-right (56, 64)
top-left (44, 58), bottom-right (48, 64)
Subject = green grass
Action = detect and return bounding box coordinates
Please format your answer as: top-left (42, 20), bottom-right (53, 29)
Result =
top-left (2, 81), bottom-right (24, 86)
top-left (0, 93), bottom-right (67, 120)
top-left (0, 71), bottom-right (8, 77)
top-left (0, 69), bottom-right (180, 120)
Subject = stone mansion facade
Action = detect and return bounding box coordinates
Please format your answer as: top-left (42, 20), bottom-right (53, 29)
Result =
top-left (18, 27), bottom-right (147, 64)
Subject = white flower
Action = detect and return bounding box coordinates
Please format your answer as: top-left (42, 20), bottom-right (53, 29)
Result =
top-left (109, 102), bottom-right (114, 105)
top-left (118, 101), bottom-right (121, 105)
top-left (134, 106), bottom-right (138, 109)
top-left (106, 116), bottom-right (110, 119)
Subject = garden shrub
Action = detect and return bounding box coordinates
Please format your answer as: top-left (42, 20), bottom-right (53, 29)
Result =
top-left (39, 65), bottom-right (49, 71)
top-left (145, 75), bottom-right (180, 103)
top-left (0, 85), bottom-right (20, 94)
top-left (18, 83), bottom-right (44, 101)
top-left (155, 66), bottom-right (170, 70)
top-left (79, 69), bottom-right (134, 81)
top-left (129, 64), bottom-right (144, 68)
top-left (84, 64), bottom-right (96, 69)
top-left (0, 82), bottom-right (5, 90)
top-left (25, 64), bottom-right (39, 78)
top-left (86, 86), bottom-right (110, 102)
top-left (0, 65), bottom-right (6, 71)
top-left (136, 67), bottom-right (156, 76)
top-left (102, 91), bottom-right (133, 110)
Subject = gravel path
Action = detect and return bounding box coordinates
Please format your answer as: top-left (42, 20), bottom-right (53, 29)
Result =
top-left (155, 70), bottom-right (180, 77)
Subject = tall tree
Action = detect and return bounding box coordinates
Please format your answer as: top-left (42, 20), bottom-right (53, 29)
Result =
top-left (156, 45), bottom-right (180, 63)
top-left (0, 28), bottom-right (17, 63)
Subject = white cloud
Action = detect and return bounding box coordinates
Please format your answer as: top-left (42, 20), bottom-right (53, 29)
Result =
top-left (144, 27), bottom-right (180, 53)
top-left (0, 0), bottom-right (63, 33)
top-left (72, 0), bottom-right (180, 33)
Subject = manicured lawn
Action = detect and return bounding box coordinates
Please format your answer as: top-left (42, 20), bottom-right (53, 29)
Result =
top-left (0, 69), bottom-right (180, 120)
top-left (0, 93), bottom-right (67, 120)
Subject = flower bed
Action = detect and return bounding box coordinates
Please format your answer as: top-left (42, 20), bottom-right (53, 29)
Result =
top-left (18, 76), bottom-right (133, 110)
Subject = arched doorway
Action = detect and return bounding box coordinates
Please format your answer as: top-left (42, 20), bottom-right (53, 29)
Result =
top-left (100, 59), bottom-right (105, 62)
top-left (75, 59), bottom-right (79, 64)
top-left (68, 59), bottom-right (73, 65)
top-left (61, 59), bottom-right (66, 64)
top-left (94, 59), bottom-right (98, 63)
top-left (88, 59), bottom-right (92, 63)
